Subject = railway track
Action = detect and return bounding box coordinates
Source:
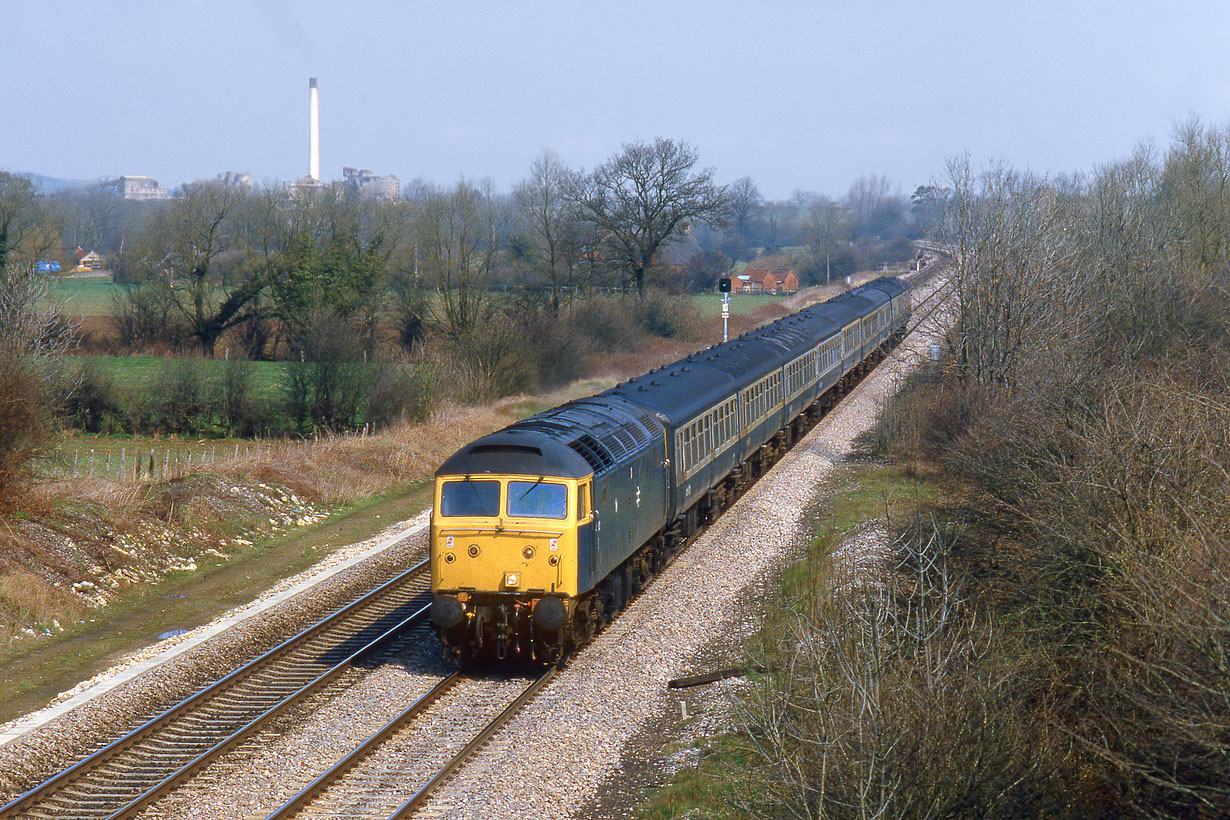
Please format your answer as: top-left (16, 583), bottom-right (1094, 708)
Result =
top-left (0, 559), bottom-right (433, 820)
top-left (264, 668), bottom-right (556, 820)
top-left (255, 306), bottom-right (927, 818)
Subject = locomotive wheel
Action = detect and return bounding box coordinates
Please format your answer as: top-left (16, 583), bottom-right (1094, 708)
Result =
top-left (601, 573), bottom-right (624, 622)
top-left (571, 607), bottom-right (595, 648)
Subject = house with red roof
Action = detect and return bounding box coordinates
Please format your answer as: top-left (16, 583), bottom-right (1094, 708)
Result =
top-left (738, 254), bottom-right (800, 294)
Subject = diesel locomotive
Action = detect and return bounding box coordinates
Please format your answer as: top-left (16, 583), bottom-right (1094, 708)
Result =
top-left (430, 276), bottom-right (912, 663)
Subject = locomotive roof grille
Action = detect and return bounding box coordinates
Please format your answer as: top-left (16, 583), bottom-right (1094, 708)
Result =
top-left (514, 420), bottom-right (570, 435)
top-left (609, 426), bottom-right (638, 453)
top-left (569, 433), bottom-right (614, 473)
top-left (626, 420), bottom-right (650, 446)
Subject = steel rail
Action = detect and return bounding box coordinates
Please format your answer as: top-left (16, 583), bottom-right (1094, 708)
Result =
top-left (263, 672), bottom-right (463, 820)
top-left (388, 667), bottom-right (558, 819)
top-left (102, 602), bottom-right (432, 820)
top-left (1, 558), bottom-right (431, 820)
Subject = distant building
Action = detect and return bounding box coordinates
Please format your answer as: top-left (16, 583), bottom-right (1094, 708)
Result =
top-left (185, 171), bottom-right (254, 192)
top-left (284, 175), bottom-right (327, 197)
top-left (214, 171), bottom-right (254, 190)
top-left (69, 247), bottom-right (103, 271)
top-left (342, 167), bottom-right (400, 200)
top-left (109, 175), bottom-right (169, 200)
top-left (739, 254), bottom-right (800, 294)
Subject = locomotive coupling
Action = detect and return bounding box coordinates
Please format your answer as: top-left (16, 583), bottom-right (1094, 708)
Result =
top-left (431, 594), bottom-right (466, 629)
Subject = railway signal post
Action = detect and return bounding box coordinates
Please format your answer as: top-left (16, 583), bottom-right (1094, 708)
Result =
top-left (719, 276), bottom-right (732, 342)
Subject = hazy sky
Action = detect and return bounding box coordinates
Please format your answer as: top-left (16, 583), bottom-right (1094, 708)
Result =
top-left (3, 1), bottom-right (1228, 199)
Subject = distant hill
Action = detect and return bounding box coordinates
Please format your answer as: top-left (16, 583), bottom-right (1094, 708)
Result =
top-left (13, 172), bottom-right (98, 194)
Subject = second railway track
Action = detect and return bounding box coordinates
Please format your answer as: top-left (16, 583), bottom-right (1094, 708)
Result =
top-left (0, 558), bottom-right (432, 820)
top-left (264, 668), bottom-right (555, 820)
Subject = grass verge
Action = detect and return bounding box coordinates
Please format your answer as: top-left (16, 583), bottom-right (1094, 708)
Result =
top-left (637, 462), bottom-right (937, 819)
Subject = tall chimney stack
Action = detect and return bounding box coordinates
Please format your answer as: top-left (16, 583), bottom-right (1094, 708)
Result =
top-left (308, 77), bottom-right (320, 182)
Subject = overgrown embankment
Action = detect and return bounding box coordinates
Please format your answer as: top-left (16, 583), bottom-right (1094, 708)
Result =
top-left (649, 128), bottom-right (1230, 820)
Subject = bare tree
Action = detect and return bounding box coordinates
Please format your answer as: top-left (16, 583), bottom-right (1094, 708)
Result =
top-left (936, 155), bottom-right (1087, 387)
top-left (126, 182), bottom-right (265, 355)
top-left (0, 263), bottom-right (74, 495)
top-left (727, 175), bottom-right (763, 255)
top-left (416, 179), bottom-right (502, 341)
top-left (1160, 117), bottom-right (1230, 271)
top-left (514, 150), bottom-right (580, 312)
top-left (572, 138), bottom-right (729, 295)
top-left (802, 197), bottom-right (849, 281)
top-left (0, 172), bottom-right (57, 270)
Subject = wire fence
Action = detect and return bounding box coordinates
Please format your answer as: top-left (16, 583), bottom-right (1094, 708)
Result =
top-left (56, 426), bottom-right (378, 482)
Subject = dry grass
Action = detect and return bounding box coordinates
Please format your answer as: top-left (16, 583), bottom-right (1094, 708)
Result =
top-left (216, 401), bottom-right (511, 503)
top-left (0, 567), bottom-right (86, 636)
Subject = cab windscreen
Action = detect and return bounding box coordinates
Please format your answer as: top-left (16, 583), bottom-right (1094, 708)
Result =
top-left (508, 481), bottom-right (568, 518)
top-left (440, 480), bottom-right (500, 516)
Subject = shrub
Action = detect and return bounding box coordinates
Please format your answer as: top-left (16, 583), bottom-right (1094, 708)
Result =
top-left (141, 359), bottom-right (214, 435)
top-left (567, 295), bottom-right (643, 352)
top-left (0, 356), bottom-right (52, 498)
top-left (365, 363), bottom-right (437, 427)
top-left (55, 361), bottom-right (123, 434)
top-left (451, 312), bottom-right (538, 400)
top-left (732, 522), bottom-right (1068, 820)
top-left (217, 357), bottom-right (280, 437)
top-left (517, 308), bottom-right (589, 389)
top-left (110, 284), bottom-right (182, 350)
top-left (633, 289), bottom-right (699, 339)
top-left (0, 264), bottom-right (70, 497)
top-left (284, 310), bottom-right (370, 433)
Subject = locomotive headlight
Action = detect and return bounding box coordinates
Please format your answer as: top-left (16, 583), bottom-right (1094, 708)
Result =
top-left (503, 571), bottom-right (521, 589)
top-left (523, 545), bottom-right (536, 559)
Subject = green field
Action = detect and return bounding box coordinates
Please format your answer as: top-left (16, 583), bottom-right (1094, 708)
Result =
top-left (46, 275), bottom-right (787, 323)
top-left (691, 291), bottom-right (789, 318)
top-left (47, 275), bottom-right (125, 315)
top-left (65, 355), bottom-right (289, 400)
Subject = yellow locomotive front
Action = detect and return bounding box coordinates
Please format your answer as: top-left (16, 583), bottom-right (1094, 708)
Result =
top-left (429, 431), bottom-right (597, 663)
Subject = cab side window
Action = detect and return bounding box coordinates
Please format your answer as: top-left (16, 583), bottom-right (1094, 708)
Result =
top-left (577, 483), bottom-right (590, 521)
